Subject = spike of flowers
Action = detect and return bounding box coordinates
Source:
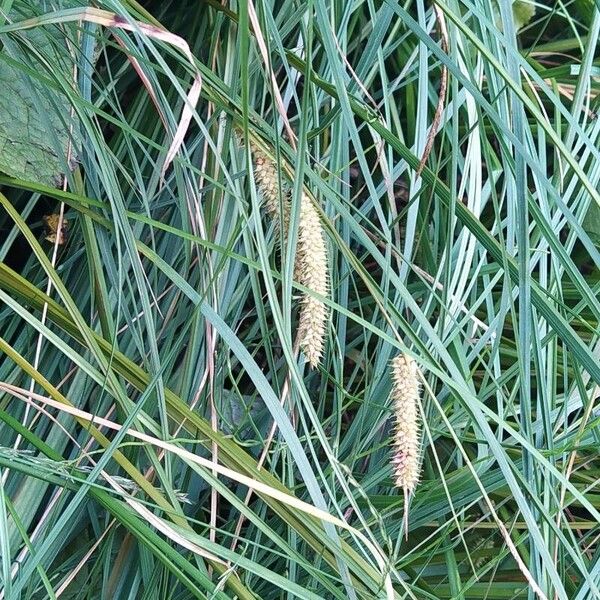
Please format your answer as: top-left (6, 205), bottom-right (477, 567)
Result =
top-left (246, 138), bottom-right (329, 368)
top-left (296, 193), bottom-right (329, 368)
top-left (390, 354), bottom-right (422, 498)
top-left (248, 140), bottom-right (289, 231)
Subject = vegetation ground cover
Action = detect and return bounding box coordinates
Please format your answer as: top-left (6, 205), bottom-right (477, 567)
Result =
top-left (0, 1), bottom-right (599, 598)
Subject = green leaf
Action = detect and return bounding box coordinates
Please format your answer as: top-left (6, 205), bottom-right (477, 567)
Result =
top-left (0, 2), bottom-right (80, 186)
top-left (583, 202), bottom-right (600, 247)
top-left (512, 1), bottom-right (536, 30)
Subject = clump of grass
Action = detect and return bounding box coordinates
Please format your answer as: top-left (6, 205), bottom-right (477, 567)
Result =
top-left (3, 1), bottom-right (599, 597)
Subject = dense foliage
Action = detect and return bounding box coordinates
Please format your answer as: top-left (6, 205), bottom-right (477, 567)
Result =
top-left (1, 0), bottom-right (599, 598)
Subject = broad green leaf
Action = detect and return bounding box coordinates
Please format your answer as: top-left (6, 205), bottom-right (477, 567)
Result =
top-left (0, 2), bottom-right (81, 186)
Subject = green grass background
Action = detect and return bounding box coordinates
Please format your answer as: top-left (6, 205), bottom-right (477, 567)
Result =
top-left (0, 0), bottom-right (599, 598)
